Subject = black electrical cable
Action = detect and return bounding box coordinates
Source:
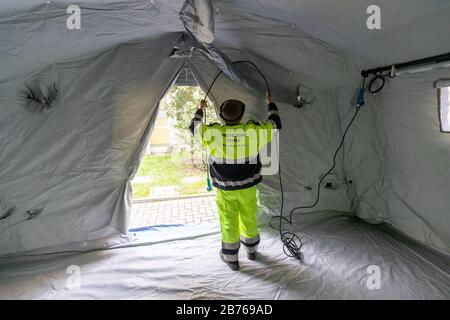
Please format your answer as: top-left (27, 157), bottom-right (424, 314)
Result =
top-left (368, 72), bottom-right (385, 94)
top-left (203, 60), bottom-right (361, 262)
top-left (367, 69), bottom-right (395, 94)
top-left (269, 107), bottom-right (360, 261)
top-left (271, 142), bottom-right (304, 260)
top-left (203, 60), bottom-right (271, 101)
top-left (202, 60), bottom-right (271, 141)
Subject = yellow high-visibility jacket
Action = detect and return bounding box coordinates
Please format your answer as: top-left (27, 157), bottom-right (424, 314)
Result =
top-left (189, 102), bottom-right (282, 190)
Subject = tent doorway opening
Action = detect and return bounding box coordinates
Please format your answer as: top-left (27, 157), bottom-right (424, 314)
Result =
top-left (130, 68), bottom-right (220, 229)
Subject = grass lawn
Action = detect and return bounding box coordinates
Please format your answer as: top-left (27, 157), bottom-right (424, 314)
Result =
top-left (132, 152), bottom-right (209, 198)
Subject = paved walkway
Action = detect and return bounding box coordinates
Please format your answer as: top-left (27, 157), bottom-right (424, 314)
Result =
top-left (130, 195), bottom-right (218, 228)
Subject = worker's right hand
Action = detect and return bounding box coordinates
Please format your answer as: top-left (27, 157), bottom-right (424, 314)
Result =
top-left (266, 93), bottom-right (274, 104)
top-left (200, 100), bottom-right (207, 110)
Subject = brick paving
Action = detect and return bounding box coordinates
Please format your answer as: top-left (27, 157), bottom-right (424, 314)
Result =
top-left (130, 195), bottom-right (218, 228)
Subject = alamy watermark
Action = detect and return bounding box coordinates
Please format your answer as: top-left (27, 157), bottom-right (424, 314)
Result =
top-left (65, 265), bottom-right (81, 290)
top-left (366, 5), bottom-right (381, 30)
top-left (64, 5), bottom-right (380, 32)
top-left (66, 5), bottom-right (81, 30)
top-left (366, 265), bottom-right (381, 290)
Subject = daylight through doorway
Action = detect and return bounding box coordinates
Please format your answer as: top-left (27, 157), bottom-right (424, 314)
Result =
top-left (130, 81), bottom-right (220, 229)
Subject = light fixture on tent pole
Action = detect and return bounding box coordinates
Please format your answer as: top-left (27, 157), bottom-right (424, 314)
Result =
top-left (362, 52), bottom-right (450, 78)
top-left (361, 52), bottom-right (450, 94)
top-left (394, 61), bottom-right (450, 76)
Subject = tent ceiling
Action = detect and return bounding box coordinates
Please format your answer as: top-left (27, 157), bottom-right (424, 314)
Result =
top-left (217, 0), bottom-right (450, 67)
top-left (1, 0), bottom-right (450, 79)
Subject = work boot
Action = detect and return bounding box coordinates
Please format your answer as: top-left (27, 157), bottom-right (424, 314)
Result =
top-left (247, 252), bottom-right (257, 261)
top-left (220, 251), bottom-right (240, 271)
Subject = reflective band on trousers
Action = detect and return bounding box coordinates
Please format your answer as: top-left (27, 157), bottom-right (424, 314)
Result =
top-left (211, 173), bottom-right (261, 187)
top-left (222, 241), bottom-right (240, 262)
top-left (240, 235), bottom-right (260, 254)
top-left (222, 241), bottom-right (240, 250)
top-left (221, 252), bottom-right (238, 262)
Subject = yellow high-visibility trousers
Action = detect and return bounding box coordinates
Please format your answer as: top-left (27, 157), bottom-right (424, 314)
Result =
top-left (215, 186), bottom-right (259, 245)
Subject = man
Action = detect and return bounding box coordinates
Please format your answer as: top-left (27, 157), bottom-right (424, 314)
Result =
top-left (189, 93), bottom-right (282, 271)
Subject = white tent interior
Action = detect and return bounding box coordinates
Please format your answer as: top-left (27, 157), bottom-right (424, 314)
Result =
top-left (0, 0), bottom-right (449, 299)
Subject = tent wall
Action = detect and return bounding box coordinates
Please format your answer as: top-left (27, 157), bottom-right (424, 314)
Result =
top-left (346, 98), bottom-right (384, 218)
top-left (369, 69), bottom-right (450, 253)
top-left (0, 36), bottom-right (185, 255)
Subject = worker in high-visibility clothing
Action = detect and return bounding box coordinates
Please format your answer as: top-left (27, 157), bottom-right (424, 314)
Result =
top-left (189, 93), bottom-right (282, 271)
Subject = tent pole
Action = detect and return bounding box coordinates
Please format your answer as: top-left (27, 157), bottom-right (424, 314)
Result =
top-left (361, 52), bottom-right (450, 77)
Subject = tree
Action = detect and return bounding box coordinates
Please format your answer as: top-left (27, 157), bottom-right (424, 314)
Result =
top-left (162, 85), bottom-right (219, 168)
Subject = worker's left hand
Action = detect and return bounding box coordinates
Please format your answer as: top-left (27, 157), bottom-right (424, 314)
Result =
top-left (200, 100), bottom-right (207, 110)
